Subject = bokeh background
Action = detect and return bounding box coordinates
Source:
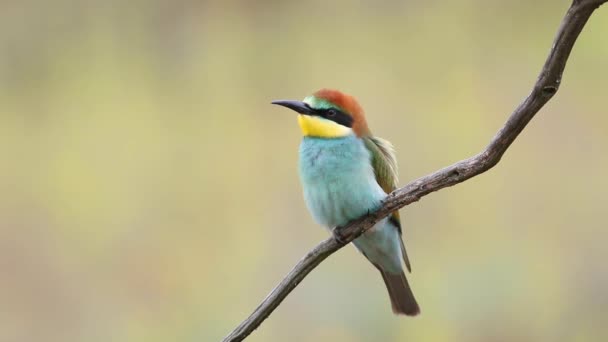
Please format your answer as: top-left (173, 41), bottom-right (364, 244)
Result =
top-left (1, 0), bottom-right (607, 341)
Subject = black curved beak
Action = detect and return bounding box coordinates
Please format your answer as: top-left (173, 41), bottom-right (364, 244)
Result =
top-left (271, 100), bottom-right (315, 115)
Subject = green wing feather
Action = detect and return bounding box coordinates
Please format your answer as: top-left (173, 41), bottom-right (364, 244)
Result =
top-left (363, 136), bottom-right (412, 272)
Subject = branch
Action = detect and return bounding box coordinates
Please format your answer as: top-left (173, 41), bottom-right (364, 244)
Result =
top-left (223, 1), bottom-right (607, 341)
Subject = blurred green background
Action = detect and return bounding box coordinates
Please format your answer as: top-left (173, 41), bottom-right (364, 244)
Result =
top-left (1, 0), bottom-right (607, 341)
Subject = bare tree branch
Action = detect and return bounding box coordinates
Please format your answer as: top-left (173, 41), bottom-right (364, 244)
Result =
top-left (223, 1), bottom-right (607, 341)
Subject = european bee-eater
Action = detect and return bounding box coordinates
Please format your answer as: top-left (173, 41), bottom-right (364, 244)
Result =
top-left (272, 89), bottom-right (420, 316)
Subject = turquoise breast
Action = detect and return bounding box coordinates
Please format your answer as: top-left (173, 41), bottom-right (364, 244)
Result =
top-left (298, 136), bottom-right (386, 228)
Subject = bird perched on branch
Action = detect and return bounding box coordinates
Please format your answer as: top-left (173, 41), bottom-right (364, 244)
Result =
top-left (272, 89), bottom-right (419, 316)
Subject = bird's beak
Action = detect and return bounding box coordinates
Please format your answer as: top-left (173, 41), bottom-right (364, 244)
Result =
top-left (271, 100), bottom-right (315, 115)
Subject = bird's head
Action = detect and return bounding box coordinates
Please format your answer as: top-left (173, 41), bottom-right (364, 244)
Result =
top-left (272, 89), bottom-right (370, 138)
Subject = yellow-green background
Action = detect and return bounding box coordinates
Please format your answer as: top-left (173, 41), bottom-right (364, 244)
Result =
top-left (1, 1), bottom-right (607, 341)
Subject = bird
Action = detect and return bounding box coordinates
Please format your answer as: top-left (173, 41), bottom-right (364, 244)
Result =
top-left (271, 89), bottom-right (419, 316)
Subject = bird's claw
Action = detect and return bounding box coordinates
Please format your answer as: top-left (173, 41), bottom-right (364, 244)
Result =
top-left (332, 227), bottom-right (348, 245)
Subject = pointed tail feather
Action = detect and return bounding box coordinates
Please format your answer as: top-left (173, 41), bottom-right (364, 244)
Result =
top-left (399, 238), bottom-right (412, 273)
top-left (378, 269), bottom-right (420, 316)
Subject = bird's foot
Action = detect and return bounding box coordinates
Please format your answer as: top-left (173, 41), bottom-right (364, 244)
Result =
top-left (332, 226), bottom-right (349, 245)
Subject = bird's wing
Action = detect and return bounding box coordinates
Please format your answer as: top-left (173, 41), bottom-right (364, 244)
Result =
top-left (363, 136), bottom-right (411, 272)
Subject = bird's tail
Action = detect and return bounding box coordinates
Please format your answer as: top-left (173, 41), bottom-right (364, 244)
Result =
top-left (378, 268), bottom-right (420, 316)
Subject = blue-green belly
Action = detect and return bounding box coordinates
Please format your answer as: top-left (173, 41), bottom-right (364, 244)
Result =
top-left (299, 136), bottom-right (385, 228)
top-left (299, 135), bottom-right (403, 273)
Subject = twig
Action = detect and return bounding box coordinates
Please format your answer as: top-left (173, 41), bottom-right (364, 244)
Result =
top-left (222, 1), bottom-right (607, 341)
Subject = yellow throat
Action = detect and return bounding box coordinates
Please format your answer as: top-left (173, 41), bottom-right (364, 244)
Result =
top-left (297, 115), bottom-right (352, 138)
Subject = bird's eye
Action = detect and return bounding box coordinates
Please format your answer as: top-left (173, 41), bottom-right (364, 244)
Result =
top-left (327, 109), bottom-right (337, 117)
